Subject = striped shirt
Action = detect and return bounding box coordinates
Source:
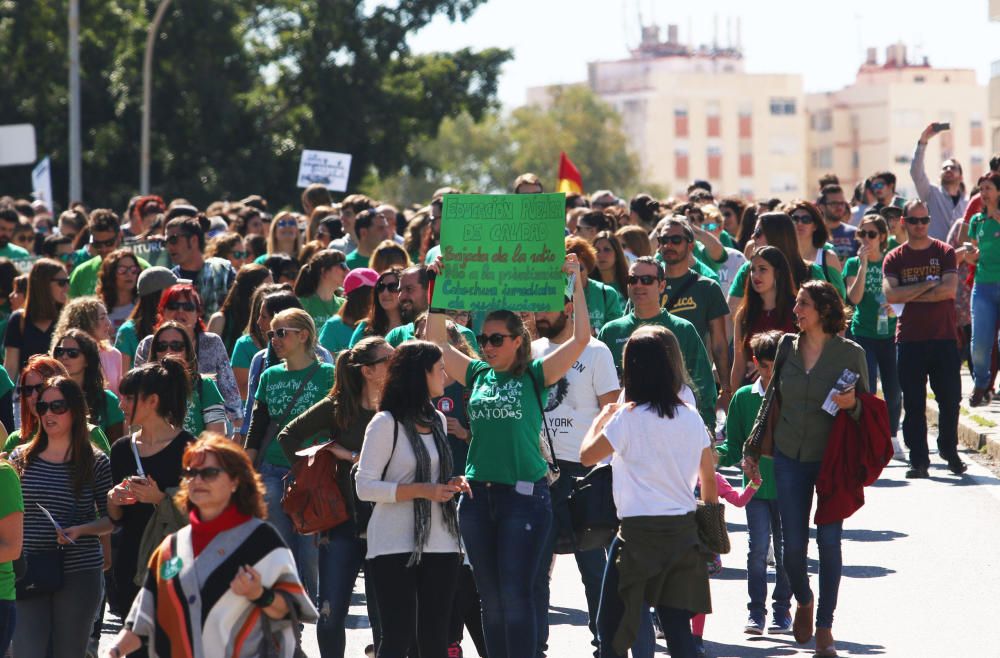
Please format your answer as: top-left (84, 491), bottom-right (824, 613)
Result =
top-left (10, 446), bottom-right (112, 574)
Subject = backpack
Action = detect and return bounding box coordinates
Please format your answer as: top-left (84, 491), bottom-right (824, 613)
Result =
top-left (282, 445), bottom-right (350, 535)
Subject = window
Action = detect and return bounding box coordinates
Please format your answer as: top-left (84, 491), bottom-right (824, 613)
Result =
top-left (769, 97), bottom-right (797, 116)
top-left (811, 147), bottom-right (833, 169)
top-left (769, 136), bottom-right (798, 155)
top-left (706, 101), bottom-right (721, 137)
top-left (674, 106), bottom-right (689, 137)
top-left (739, 153), bottom-right (753, 177)
top-left (707, 146), bottom-right (722, 179)
top-left (972, 117), bottom-right (985, 147)
top-left (675, 148), bottom-right (689, 180)
top-left (810, 111), bottom-right (832, 132)
top-left (769, 173), bottom-right (799, 194)
top-left (738, 105), bottom-right (753, 138)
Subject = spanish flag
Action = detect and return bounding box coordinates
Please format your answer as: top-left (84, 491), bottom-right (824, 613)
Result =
top-left (557, 151), bottom-right (583, 194)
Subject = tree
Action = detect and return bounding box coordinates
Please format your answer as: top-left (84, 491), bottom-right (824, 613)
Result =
top-left (366, 85), bottom-right (649, 207)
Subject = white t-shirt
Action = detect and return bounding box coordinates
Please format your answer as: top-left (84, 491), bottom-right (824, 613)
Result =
top-left (717, 247), bottom-right (746, 289)
top-left (603, 402), bottom-right (709, 518)
top-left (531, 337), bottom-right (620, 462)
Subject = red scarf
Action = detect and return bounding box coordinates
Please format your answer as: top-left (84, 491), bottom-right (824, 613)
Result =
top-left (189, 503), bottom-right (251, 557)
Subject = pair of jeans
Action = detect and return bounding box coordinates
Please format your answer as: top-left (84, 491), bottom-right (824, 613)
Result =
top-left (534, 460), bottom-right (608, 657)
top-left (12, 568), bottom-right (104, 657)
top-left (897, 339), bottom-right (962, 468)
top-left (971, 281), bottom-right (1000, 388)
top-left (852, 335), bottom-right (902, 436)
top-left (745, 497), bottom-right (792, 619)
top-left (773, 451), bottom-right (843, 629)
top-left (260, 462), bottom-right (319, 598)
top-left (368, 552), bottom-right (461, 658)
top-left (0, 600), bottom-right (14, 655)
top-left (315, 520), bottom-right (366, 658)
top-left (460, 479), bottom-right (552, 658)
top-left (596, 536), bottom-right (696, 658)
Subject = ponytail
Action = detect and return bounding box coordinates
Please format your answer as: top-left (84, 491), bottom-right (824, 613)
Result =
top-left (331, 336), bottom-right (388, 431)
top-left (119, 355), bottom-right (191, 428)
top-left (294, 249), bottom-right (346, 297)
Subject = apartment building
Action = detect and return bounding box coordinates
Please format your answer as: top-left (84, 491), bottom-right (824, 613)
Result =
top-left (992, 0), bottom-right (1000, 151)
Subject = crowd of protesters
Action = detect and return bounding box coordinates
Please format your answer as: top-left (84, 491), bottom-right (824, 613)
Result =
top-left (0, 121), bottom-right (986, 658)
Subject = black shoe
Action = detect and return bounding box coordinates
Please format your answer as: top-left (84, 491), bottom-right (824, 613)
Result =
top-left (905, 465), bottom-right (929, 479)
top-left (970, 387), bottom-right (988, 407)
top-left (947, 456), bottom-right (968, 475)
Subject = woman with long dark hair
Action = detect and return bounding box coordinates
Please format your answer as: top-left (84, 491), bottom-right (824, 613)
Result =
top-left (787, 199), bottom-right (845, 283)
top-left (230, 283), bottom-right (288, 402)
top-left (350, 268), bottom-right (404, 346)
top-left (294, 250), bottom-right (348, 330)
top-left (278, 336), bottom-right (394, 657)
top-left (147, 322), bottom-right (227, 436)
top-left (730, 247), bottom-right (798, 392)
top-left (9, 377), bottom-right (113, 657)
top-left (114, 266), bottom-right (177, 371)
top-left (356, 340), bottom-right (468, 658)
top-left (106, 357), bottom-right (194, 626)
top-left (3, 258), bottom-right (67, 383)
top-left (426, 254), bottom-right (590, 658)
top-left (95, 249), bottom-right (139, 332)
top-left (319, 268), bottom-right (377, 354)
top-left (53, 329), bottom-right (125, 443)
top-left (206, 263), bottom-right (272, 353)
top-left (592, 231), bottom-right (630, 295)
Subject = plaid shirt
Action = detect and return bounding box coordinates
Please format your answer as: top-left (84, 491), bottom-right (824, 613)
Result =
top-left (172, 257), bottom-right (236, 317)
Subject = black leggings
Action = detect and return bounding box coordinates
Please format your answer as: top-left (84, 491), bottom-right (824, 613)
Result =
top-left (368, 552), bottom-right (461, 658)
top-left (449, 564), bottom-right (486, 655)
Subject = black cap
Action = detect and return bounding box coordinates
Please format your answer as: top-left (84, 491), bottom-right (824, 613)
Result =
top-left (165, 205), bottom-right (199, 221)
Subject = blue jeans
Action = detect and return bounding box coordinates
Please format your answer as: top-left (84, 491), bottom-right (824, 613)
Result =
top-left (0, 600), bottom-right (14, 655)
top-left (597, 536), bottom-right (696, 658)
top-left (460, 479), bottom-right (552, 658)
top-left (852, 335), bottom-right (902, 435)
top-left (315, 520), bottom-right (366, 658)
top-left (774, 451), bottom-right (843, 629)
top-left (260, 462), bottom-right (319, 599)
top-left (972, 282), bottom-right (1000, 388)
top-left (897, 340), bottom-right (962, 468)
top-left (745, 497), bottom-right (792, 619)
top-left (535, 461), bottom-right (608, 657)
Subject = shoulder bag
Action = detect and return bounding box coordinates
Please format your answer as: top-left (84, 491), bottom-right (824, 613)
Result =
top-left (352, 420), bottom-right (397, 539)
top-left (282, 445), bottom-right (350, 536)
top-left (253, 362), bottom-right (321, 469)
top-left (528, 369), bottom-right (560, 485)
top-left (743, 333), bottom-right (795, 462)
top-left (15, 493), bottom-right (82, 599)
top-left (557, 463), bottom-right (618, 554)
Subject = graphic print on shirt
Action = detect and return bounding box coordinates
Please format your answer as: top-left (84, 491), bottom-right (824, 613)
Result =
top-left (468, 377), bottom-right (525, 421)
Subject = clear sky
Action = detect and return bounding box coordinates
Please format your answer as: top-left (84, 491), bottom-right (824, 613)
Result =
top-left (409, 0), bottom-right (999, 108)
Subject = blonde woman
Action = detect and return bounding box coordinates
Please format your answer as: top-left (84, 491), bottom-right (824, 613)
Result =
top-left (50, 296), bottom-right (125, 395)
top-left (256, 211), bottom-right (303, 264)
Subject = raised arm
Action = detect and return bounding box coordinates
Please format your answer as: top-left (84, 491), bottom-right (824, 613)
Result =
top-left (845, 255), bottom-right (867, 307)
top-left (426, 258), bottom-right (473, 387)
top-left (541, 254), bottom-right (590, 386)
top-left (910, 126), bottom-right (935, 200)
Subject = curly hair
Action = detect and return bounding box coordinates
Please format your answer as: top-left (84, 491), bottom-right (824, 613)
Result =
top-left (800, 280), bottom-right (847, 334)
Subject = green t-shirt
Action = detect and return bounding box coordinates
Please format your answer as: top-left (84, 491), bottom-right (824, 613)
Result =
top-left (597, 309), bottom-right (717, 426)
top-left (70, 254), bottom-right (150, 299)
top-left (660, 272), bottom-right (729, 341)
top-left (728, 261), bottom-right (836, 297)
top-left (0, 368), bottom-right (13, 400)
top-left (693, 241), bottom-right (727, 272)
top-left (253, 254), bottom-right (268, 265)
top-left (464, 359), bottom-right (548, 485)
top-left (185, 376), bottom-right (225, 436)
top-left (0, 462), bottom-right (23, 601)
top-left (3, 423), bottom-right (111, 454)
top-left (583, 279), bottom-right (624, 332)
top-left (970, 213), bottom-right (1000, 283)
top-left (99, 389), bottom-right (126, 431)
top-left (385, 322), bottom-right (479, 354)
top-left (115, 319), bottom-right (140, 361)
top-left (887, 235), bottom-right (902, 251)
top-left (718, 383), bottom-right (776, 499)
top-left (655, 251), bottom-right (719, 282)
top-left (348, 320), bottom-right (370, 347)
top-left (344, 250), bottom-right (371, 270)
top-left (843, 256), bottom-right (896, 339)
top-left (255, 362), bottom-right (335, 467)
top-left (301, 294), bottom-right (345, 329)
top-left (318, 316), bottom-right (358, 355)
top-left (230, 334), bottom-right (261, 369)
top-left (720, 231), bottom-right (737, 249)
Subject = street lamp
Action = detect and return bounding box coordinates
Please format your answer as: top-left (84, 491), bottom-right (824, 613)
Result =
top-left (68, 0), bottom-right (81, 203)
top-left (140, 0), bottom-right (174, 195)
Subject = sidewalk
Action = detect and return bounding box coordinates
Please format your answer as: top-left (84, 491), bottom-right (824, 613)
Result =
top-left (926, 365), bottom-right (1000, 460)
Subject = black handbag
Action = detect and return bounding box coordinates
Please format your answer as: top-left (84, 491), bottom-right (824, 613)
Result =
top-left (352, 421), bottom-right (397, 539)
top-left (695, 501), bottom-right (731, 555)
top-left (14, 547), bottom-right (64, 598)
top-left (560, 464), bottom-right (618, 554)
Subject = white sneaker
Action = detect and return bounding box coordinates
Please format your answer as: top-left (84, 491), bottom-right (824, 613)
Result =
top-left (891, 435), bottom-right (906, 461)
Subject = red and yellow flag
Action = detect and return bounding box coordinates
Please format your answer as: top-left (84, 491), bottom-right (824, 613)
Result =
top-left (557, 151), bottom-right (583, 195)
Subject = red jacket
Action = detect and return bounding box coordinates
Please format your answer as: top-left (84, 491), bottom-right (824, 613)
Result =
top-left (815, 392), bottom-right (893, 525)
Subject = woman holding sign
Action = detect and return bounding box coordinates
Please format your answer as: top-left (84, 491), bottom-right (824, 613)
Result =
top-left (426, 253), bottom-right (590, 658)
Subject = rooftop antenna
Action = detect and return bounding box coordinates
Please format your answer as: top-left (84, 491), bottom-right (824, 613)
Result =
top-left (726, 16), bottom-right (732, 49)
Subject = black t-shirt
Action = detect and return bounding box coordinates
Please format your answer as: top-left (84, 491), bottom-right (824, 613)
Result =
top-left (3, 310), bottom-right (55, 374)
top-left (178, 267), bottom-right (202, 284)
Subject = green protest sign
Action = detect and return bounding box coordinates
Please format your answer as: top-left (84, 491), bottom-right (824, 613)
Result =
top-left (436, 193), bottom-right (565, 312)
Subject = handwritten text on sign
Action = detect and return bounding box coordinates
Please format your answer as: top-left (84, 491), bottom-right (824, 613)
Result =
top-left (437, 194), bottom-right (565, 312)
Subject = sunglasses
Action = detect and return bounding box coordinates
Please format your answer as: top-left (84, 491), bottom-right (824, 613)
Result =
top-left (231, 251), bottom-right (247, 259)
top-left (627, 274), bottom-right (660, 286)
top-left (117, 265), bottom-right (140, 276)
top-left (276, 219), bottom-right (298, 229)
top-left (181, 466), bottom-right (224, 482)
top-left (703, 223), bottom-right (718, 231)
top-left (268, 327), bottom-right (304, 340)
top-left (165, 301), bottom-right (197, 312)
top-left (859, 230), bottom-right (881, 240)
top-left (36, 399), bottom-right (70, 416)
top-left (53, 347), bottom-right (81, 359)
top-left (155, 340), bottom-right (186, 353)
top-left (942, 164), bottom-right (959, 171)
top-left (165, 234), bottom-right (192, 245)
top-left (657, 235), bottom-right (689, 246)
top-left (90, 237), bottom-right (117, 248)
top-left (476, 333), bottom-right (515, 347)
top-left (871, 181), bottom-right (887, 191)
top-left (904, 216), bottom-right (931, 225)
top-left (17, 384), bottom-right (43, 398)
top-left (52, 277), bottom-right (70, 287)
top-left (790, 214), bottom-right (814, 225)
top-left (376, 281), bottom-right (400, 293)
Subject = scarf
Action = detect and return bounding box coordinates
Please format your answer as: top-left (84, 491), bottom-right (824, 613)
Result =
top-left (401, 410), bottom-right (459, 566)
top-left (189, 502), bottom-right (251, 557)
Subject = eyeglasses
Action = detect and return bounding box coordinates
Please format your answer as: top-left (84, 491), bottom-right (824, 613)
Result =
top-left (52, 277), bottom-right (70, 287)
top-left (116, 266), bottom-right (140, 275)
top-left (165, 234), bottom-right (191, 246)
top-left (942, 164), bottom-right (959, 171)
top-left (155, 340), bottom-right (186, 353)
top-left (904, 216), bottom-right (931, 225)
top-left (376, 281), bottom-right (400, 293)
top-left (165, 301), bottom-right (197, 312)
top-left (871, 181), bottom-right (887, 191)
top-left (790, 214), bottom-right (814, 225)
top-left (268, 327), bottom-right (304, 340)
top-left (276, 219), bottom-right (298, 229)
top-left (657, 235), bottom-right (689, 246)
top-left (476, 333), bottom-right (515, 347)
top-left (14, 235), bottom-right (33, 244)
top-left (17, 384), bottom-right (43, 398)
top-left (231, 251), bottom-right (247, 259)
top-left (181, 467), bottom-right (224, 482)
top-left (90, 237), bottom-right (117, 248)
top-left (627, 274), bottom-right (660, 286)
top-left (36, 399), bottom-right (70, 416)
top-left (53, 347), bottom-right (81, 359)
top-left (859, 230), bottom-right (880, 239)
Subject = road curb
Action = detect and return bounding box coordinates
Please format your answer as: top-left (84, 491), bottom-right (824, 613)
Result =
top-left (925, 395), bottom-right (1000, 460)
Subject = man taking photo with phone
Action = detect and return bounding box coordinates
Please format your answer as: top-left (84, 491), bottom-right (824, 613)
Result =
top-left (911, 122), bottom-right (968, 241)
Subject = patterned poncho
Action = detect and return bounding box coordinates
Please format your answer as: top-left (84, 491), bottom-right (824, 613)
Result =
top-left (126, 518), bottom-right (317, 658)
